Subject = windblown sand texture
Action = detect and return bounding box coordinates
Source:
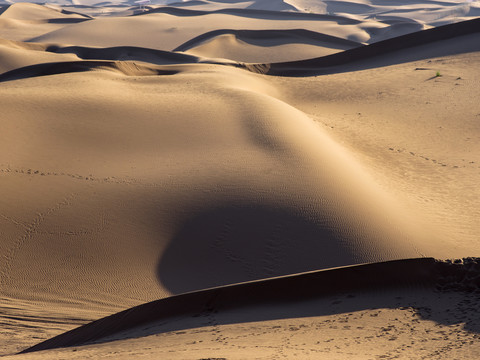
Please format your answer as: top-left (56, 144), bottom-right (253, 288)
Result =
top-left (0, 0), bottom-right (480, 358)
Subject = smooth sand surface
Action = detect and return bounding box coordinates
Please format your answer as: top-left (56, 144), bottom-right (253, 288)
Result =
top-left (1, 0), bottom-right (479, 358)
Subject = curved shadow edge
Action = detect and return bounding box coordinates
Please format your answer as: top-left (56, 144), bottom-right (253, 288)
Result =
top-left (21, 257), bottom-right (478, 354)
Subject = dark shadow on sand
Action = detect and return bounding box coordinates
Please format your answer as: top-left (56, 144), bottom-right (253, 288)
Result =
top-left (157, 204), bottom-right (362, 294)
top-left (21, 256), bottom-right (480, 354)
top-left (46, 18), bottom-right (91, 24)
top-left (0, 4), bottom-right (10, 16)
top-left (173, 28), bottom-right (361, 53)
top-left (0, 60), bottom-right (179, 82)
top-left (21, 203), bottom-right (480, 354)
top-left (134, 6), bottom-right (361, 24)
top-left (45, 44), bottom-right (202, 64)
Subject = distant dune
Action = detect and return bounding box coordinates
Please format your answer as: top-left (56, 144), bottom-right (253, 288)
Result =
top-left (263, 17), bottom-right (480, 75)
top-left (1, 0), bottom-right (479, 358)
top-left (174, 28), bottom-right (361, 62)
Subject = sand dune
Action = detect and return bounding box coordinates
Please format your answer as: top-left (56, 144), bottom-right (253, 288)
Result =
top-left (0, 60), bottom-right (439, 304)
top-left (175, 28), bottom-right (361, 52)
top-left (9, 283), bottom-right (480, 359)
top-left (0, 3), bottom-right (90, 40)
top-left (0, 2), bottom-right (88, 20)
top-left (1, 0), bottom-right (480, 358)
top-left (263, 17), bottom-right (480, 75)
top-left (19, 258), bottom-right (443, 352)
top-left (0, 38), bottom-right (230, 74)
top-left (174, 28), bottom-right (360, 62)
top-left (0, 38), bottom-right (80, 72)
top-left (143, 5), bottom-right (363, 21)
top-left (23, 11), bottom-right (374, 51)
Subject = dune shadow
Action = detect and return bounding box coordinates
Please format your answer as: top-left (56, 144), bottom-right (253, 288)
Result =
top-left (173, 29), bottom-right (360, 52)
top-left (325, 0), bottom-right (373, 15)
top-left (168, 0), bottom-right (210, 7)
top-left (45, 44), bottom-right (202, 64)
top-left (136, 6), bottom-right (361, 23)
top-left (46, 18), bottom-right (91, 24)
top-left (157, 204), bottom-right (361, 294)
top-left (0, 4), bottom-right (10, 16)
top-left (0, 60), bottom-right (179, 82)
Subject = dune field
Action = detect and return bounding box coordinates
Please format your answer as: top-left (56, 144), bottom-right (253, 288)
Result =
top-left (0, 0), bottom-right (480, 358)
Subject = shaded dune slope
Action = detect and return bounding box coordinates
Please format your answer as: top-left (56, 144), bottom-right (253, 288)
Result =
top-left (324, 0), bottom-right (374, 14)
top-left (138, 6), bottom-right (362, 23)
top-left (54, 7), bottom-right (94, 19)
top-left (173, 28), bottom-right (361, 52)
top-left (0, 60), bottom-right (178, 81)
top-left (44, 44), bottom-right (205, 63)
top-left (0, 38), bottom-right (231, 74)
top-left (256, 17), bottom-right (480, 75)
top-left (169, 0), bottom-right (211, 7)
top-left (0, 4), bottom-right (9, 16)
top-left (22, 258), bottom-right (438, 353)
top-left (42, 17), bottom-right (90, 24)
top-left (0, 39), bottom-right (236, 80)
top-left (22, 257), bottom-right (480, 354)
top-left (174, 28), bottom-right (362, 62)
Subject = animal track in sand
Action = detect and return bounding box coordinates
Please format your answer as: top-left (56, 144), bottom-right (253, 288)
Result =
top-left (0, 212), bottom-right (27, 228)
top-left (387, 147), bottom-right (478, 169)
top-left (203, 308), bottom-right (229, 347)
top-left (0, 164), bottom-right (153, 187)
top-left (36, 210), bottom-right (108, 238)
top-left (0, 193), bottom-right (77, 288)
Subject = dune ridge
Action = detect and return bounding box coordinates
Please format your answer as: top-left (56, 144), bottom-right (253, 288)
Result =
top-left (21, 258), bottom-right (438, 353)
top-left (21, 257), bottom-right (480, 354)
top-left (140, 5), bottom-right (363, 23)
top-left (173, 28), bottom-right (361, 51)
top-left (174, 28), bottom-right (362, 62)
top-left (44, 44), bottom-right (208, 62)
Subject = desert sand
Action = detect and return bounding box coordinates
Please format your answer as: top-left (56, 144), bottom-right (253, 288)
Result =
top-left (0, 0), bottom-right (479, 358)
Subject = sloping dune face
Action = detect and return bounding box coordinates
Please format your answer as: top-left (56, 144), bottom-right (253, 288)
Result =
top-left (1, 0), bottom-right (480, 357)
top-left (175, 29), bottom-right (360, 62)
top-left (0, 64), bottom-right (432, 301)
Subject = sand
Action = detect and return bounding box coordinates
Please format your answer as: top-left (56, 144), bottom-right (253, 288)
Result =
top-left (0, 0), bottom-right (479, 358)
